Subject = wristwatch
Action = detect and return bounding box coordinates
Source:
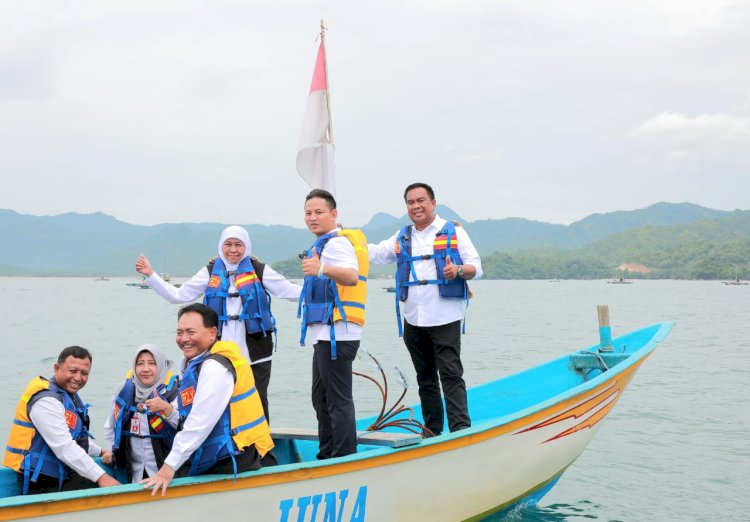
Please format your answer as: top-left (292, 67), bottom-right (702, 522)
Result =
top-left (457, 265), bottom-right (465, 278)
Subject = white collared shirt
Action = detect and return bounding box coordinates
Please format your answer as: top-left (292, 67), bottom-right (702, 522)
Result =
top-left (147, 263), bottom-right (301, 364)
top-left (163, 357), bottom-right (234, 471)
top-left (369, 215), bottom-right (483, 327)
top-left (305, 228), bottom-right (363, 342)
top-left (29, 398), bottom-right (105, 483)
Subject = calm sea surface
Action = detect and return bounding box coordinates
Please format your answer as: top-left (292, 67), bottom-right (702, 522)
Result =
top-left (0, 278), bottom-right (748, 521)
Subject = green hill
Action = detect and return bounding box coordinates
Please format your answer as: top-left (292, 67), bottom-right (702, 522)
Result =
top-left (0, 203), bottom-right (744, 278)
top-left (481, 211), bottom-right (750, 280)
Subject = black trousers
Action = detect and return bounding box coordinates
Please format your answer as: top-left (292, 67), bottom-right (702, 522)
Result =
top-left (17, 471), bottom-right (97, 495)
top-left (403, 320), bottom-right (470, 435)
top-left (311, 340), bottom-right (359, 459)
top-left (250, 359), bottom-right (272, 423)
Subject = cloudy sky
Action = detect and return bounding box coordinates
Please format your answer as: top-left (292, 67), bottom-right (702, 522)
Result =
top-left (1, 1), bottom-right (748, 227)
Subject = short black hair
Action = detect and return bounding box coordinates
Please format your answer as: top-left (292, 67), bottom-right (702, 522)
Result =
top-left (305, 189), bottom-right (337, 210)
top-left (57, 346), bottom-right (92, 365)
top-left (178, 303), bottom-right (219, 329)
top-left (403, 182), bottom-right (435, 201)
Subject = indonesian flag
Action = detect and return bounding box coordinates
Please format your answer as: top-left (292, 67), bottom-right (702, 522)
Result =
top-left (296, 37), bottom-right (336, 196)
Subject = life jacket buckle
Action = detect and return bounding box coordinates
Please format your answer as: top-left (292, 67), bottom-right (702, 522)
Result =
top-left (420, 254), bottom-right (431, 260)
top-left (418, 279), bottom-right (428, 285)
top-left (228, 292), bottom-right (240, 298)
top-left (227, 315), bottom-right (240, 320)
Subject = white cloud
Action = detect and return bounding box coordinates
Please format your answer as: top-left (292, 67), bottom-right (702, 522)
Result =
top-left (0, 1), bottom-right (748, 226)
top-left (456, 149), bottom-right (505, 163)
top-left (628, 111), bottom-right (750, 166)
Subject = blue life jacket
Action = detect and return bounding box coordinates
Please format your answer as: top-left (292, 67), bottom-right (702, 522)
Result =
top-left (394, 221), bottom-right (469, 335)
top-left (177, 349), bottom-right (265, 477)
top-left (204, 257), bottom-right (276, 341)
top-left (111, 375), bottom-right (179, 479)
top-left (23, 380), bottom-right (91, 494)
top-left (297, 230), bottom-right (368, 359)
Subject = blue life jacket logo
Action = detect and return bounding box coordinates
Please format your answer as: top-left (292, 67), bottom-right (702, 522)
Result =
top-left (208, 275), bottom-right (221, 288)
top-left (279, 485), bottom-right (367, 522)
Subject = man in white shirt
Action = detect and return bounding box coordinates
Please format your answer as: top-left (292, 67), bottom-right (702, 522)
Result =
top-left (3, 346), bottom-right (120, 494)
top-left (142, 303), bottom-right (274, 496)
top-left (368, 183), bottom-right (483, 437)
top-left (298, 189), bottom-right (368, 459)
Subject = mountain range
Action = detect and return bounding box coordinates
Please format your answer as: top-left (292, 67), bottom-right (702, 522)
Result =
top-left (0, 202), bottom-right (745, 277)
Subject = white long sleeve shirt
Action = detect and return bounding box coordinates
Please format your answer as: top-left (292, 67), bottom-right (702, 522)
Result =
top-left (305, 230), bottom-right (363, 342)
top-left (29, 398), bottom-right (105, 483)
top-left (163, 358), bottom-right (233, 471)
top-left (147, 263), bottom-right (301, 364)
top-left (102, 384), bottom-right (180, 482)
top-left (368, 215), bottom-right (483, 327)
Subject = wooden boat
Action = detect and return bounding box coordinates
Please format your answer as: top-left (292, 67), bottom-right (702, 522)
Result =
top-left (0, 318), bottom-right (672, 521)
top-left (607, 277), bottom-right (632, 284)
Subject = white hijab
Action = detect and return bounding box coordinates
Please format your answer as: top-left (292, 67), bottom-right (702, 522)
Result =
top-left (131, 344), bottom-right (172, 403)
top-left (218, 225), bottom-right (251, 271)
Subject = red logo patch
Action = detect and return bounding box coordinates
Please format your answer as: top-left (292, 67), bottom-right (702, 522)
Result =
top-left (208, 275), bottom-right (221, 288)
top-left (180, 387), bottom-right (196, 406)
top-left (65, 410), bottom-right (78, 429)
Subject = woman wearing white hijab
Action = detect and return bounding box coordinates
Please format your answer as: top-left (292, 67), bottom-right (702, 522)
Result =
top-left (103, 344), bottom-right (179, 482)
top-left (134, 225), bottom-right (301, 421)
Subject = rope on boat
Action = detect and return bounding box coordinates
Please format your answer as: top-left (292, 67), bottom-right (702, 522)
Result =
top-left (353, 350), bottom-right (434, 438)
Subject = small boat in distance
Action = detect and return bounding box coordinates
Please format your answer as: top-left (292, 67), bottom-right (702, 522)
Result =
top-left (608, 277), bottom-right (633, 284)
top-left (0, 307), bottom-right (672, 521)
top-left (722, 277), bottom-right (749, 285)
top-left (94, 276), bottom-right (109, 281)
top-left (384, 286), bottom-right (396, 292)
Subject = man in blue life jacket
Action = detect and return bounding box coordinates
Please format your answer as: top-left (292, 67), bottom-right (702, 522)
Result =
top-left (3, 346), bottom-right (121, 494)
top-left (142, 303), bottom-right (275, 496)
top-left (368, 182), bottom-right (483, 437)
top-left (298, 189), bottom-right (369, 459)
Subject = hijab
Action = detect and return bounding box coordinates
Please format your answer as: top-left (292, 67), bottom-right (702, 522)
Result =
top-left (131, 344), bottom-right (172, 403)
top-left (217, 225), bottom-right (251, 271)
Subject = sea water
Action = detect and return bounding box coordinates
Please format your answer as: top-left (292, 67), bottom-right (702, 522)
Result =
top-left (0, 278), bottom-right (747, 521)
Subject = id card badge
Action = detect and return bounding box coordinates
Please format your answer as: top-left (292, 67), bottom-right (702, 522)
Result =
top-left (129, 413), bottom-right (141, 435)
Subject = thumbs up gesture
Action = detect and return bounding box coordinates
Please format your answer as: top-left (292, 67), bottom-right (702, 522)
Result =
top-left (302, 247), bottom-right (325, 277)
top-left (443, 256), bottom-right (458, 280)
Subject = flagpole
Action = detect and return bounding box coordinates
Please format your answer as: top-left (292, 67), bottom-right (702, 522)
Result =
top-left (320, 19), bottom-right (334, 144)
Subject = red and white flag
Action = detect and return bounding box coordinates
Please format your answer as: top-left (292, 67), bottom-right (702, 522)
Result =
top-left (296, 29), bottom-right (336, 195)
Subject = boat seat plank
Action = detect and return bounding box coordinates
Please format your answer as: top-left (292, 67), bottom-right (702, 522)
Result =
top-left (570, 352), bottom-right (631, 370)
top-left (271, 427), bottom-right (422, 448)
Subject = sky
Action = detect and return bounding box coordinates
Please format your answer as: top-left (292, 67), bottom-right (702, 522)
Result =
top-left (1, 0), bottom-right (749, 228)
